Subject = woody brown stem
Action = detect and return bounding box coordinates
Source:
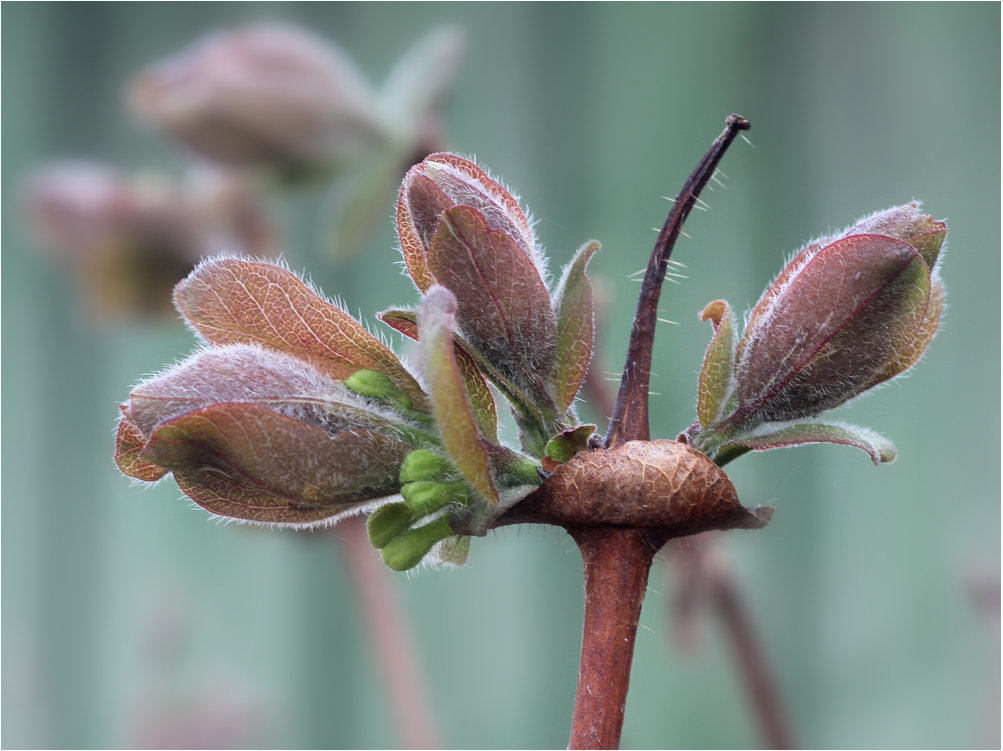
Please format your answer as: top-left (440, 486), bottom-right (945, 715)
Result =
top-left (605, 114), bottom-right (750, 449)
top-left (567, 526), bottom-right (666, 749)
top-left (565, 115), bottom-right (751, 750)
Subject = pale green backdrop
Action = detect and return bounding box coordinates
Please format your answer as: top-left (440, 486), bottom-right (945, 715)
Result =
top-left (3, 3), bottom-right (999, 749)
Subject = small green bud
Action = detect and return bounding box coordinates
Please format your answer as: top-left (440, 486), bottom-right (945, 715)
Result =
top-left (367, 502), bottom-right (417, 549)
top-left (381, 516), bottom-right (455, 571)
top-left (399, 449), bottom-right (453, 483)
top-left (344, 369), bottom-right (414, 411)
top-left (401, 479), bottom-right (469, 515)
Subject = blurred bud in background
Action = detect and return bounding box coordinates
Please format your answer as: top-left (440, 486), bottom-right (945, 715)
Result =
top-left (128, 21), bottom-right (466, 257)
top-left (22, 161), bottom-right (276, 321)
top-left (128, 23), bottom-right (388, 176)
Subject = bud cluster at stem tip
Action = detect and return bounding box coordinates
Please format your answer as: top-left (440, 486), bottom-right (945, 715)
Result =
top-left (689, 202), bottom-right (947, 466)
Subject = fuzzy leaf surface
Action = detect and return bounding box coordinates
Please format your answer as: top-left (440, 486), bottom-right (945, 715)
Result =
top-left (420, 287), bottom-right (500, 505)
top-left (127, 344), bottom-right (405, 439)
top-left (697, 299), bottom-right (737, 429)
top-left (427, 206), bottom-right (556, 401)
top-left (735, 235), bottom-right (930, 424)
top-left (174, 258), bottom-right (427, 409)
top-left (719, 421), bottom-right (897, 465)
top-left (142, 402), bottom-right (409, 524)
top-left (379, 309), bottom-right (498, 441)
top-left (552, 240), bottom-right (600, 412)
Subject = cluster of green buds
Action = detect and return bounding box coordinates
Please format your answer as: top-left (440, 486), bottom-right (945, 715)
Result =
top-left (116, 152), bottom-right (600, 570)
top-left (686, 202), bottom-right (946, 466)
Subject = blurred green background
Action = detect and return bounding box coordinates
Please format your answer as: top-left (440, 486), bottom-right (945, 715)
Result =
top-left (3, 2), bottom-right (999, 748)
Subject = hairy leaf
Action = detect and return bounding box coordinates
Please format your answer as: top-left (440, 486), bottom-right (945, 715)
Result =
top-left (115, 407), bottom-right (169, 482)
top-left (696, 299), bottom-right (737, 429)
top-left (173, 258), bottom-right (427, 410)
top-left (735, 236), bottom-right (930, 423)
top-left (552, 240), bottom-right (600, 413)
top-left (420, 287), bottom-right (499, 505)
top-left (142, 402), bottom-right (409, 524)
top-left (127, 344), bottom-right (405, 439)
top-left (379, 309), bottom-right (498, 441)
top-left (427, 206), bottom-right (556, 401)
top-left (719, 421), bottom-right (897, 465)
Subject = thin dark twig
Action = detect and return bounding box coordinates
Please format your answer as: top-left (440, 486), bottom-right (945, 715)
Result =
top-left (605, 114), bottom-right (750, 449)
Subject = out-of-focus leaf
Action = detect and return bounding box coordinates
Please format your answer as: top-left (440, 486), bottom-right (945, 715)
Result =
top-left (420, 287), bottom-right (499, 505)
top-left (696, 300), bottom-right (737, 430)
top-left (552, 240), bottom-right (600, 413)
top-left (428, 534), bottom-right (470, 566)
top-left (427, 206), bottom-right (556, 400)
top-left (379, 309), bottom-right (498, 441)
top-left (719, 421), bottom-right (897, 465)
top-left (142, 402), bottom-right (409, 524)
top-left (173, 258), bottom-right (428, 410)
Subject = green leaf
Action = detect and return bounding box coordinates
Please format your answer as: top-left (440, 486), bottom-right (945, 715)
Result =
top-left (173, 258), bottom-right (428, 411)
top-left (426, 206), bottom-right (557, 405)
top-left (718, 421), bottom-right (897, 465)
top-left (420, 287), bottom-right (500, 505)
top-left (142, 403), bottom-right (410, 525)
top-left (552, 240), bottom-right (600, 413)
top-left (428, 534), bottom-right (471, 566)
top-left (379, 309), bottom-right (499, 441)
top-left (696, 299), bottom-right (737, 430)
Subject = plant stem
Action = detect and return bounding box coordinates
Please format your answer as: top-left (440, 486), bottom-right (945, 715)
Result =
top-left (605, 114), bottom-right (750, 449)
top-left (565, 115), bottom-right (750, 750)
top-left (567, 526), bottom-right (665, 749)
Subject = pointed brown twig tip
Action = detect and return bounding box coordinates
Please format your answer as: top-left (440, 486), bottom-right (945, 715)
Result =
top-left (748, 505), bottom-right (775, 528)
top-left (727, 114), bottom-right (751, 131)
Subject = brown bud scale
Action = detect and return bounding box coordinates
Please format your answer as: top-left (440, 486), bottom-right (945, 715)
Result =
top-left (525, 439), bottom-right (769, 533)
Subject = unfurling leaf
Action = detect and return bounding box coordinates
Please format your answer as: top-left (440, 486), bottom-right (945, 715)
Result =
top-left (174, 257), bottom-right (428, 410)
top-left (379, 309), bottom-right (498, 441)
top-left (696, 299), bottom-right (736, 430)
top-left (733, 235), bottom-right (931, 425)
top-left (552, 240), bottom-right (600, 413)
top-left (427, 206), bottom-right (557, 400)
top-left (142, 402), bottom-right (410, 525)
top-left (420, 286), bottom-right (500, 505)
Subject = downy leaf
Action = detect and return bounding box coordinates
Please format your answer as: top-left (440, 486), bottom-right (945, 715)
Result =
top-left (696, 299), bottom-right (737, 430)
top-left (426, 206), bottom-right (557, 403)
top-left (735, 236), bottom-right (930, 424)
top-left (419, 287), bottom-right (500, 505)
top-left (718, 421), bottom-right (897, 465)
top-left (379, 309), bottom-right (498, 442)
top-left (127, 344), bottom-right (406, 439)
top-left (142, 402), bottom-right (410, 525)
top-left (173, 257), bottom-right (428, 410)
top-left (552, 240), bottom-right (600, 413)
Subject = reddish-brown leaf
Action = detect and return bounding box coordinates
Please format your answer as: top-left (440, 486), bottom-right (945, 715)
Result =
top-left (427, 206), bottom-right (556, 400)
top-left (141, 402), bottom-right (409, 525)
top-left (173, 258), bottom-right (428, 410)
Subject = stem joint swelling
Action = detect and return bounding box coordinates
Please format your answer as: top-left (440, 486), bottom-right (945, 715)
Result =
top-left (568, 114), bottom-right (750, 750)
